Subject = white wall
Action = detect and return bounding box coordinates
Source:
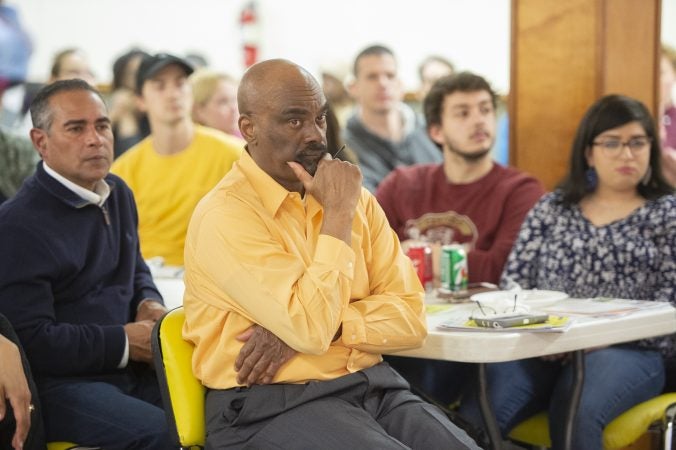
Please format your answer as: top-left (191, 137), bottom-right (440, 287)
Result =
top-left (663, 0), bottom-right (676, 49)
top-left (11, 0), bottom-right (675, 95)
top-left (9, 0), bottom-right (511, 93)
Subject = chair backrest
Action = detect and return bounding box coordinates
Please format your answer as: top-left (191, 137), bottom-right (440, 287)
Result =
top-left (152, 307), bottom-right (205, 449)
top-left (509, 392), bottom-right (676, 449)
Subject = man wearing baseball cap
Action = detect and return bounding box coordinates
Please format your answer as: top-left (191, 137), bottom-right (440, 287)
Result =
top-left (112, 53), bottom-right (243, 266)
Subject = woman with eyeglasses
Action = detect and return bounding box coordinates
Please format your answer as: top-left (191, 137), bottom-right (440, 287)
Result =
top-left (458, 94), bottom-right (675, 450)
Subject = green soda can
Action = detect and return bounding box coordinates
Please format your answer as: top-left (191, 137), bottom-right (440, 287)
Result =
top-left (440, 244), bottom-right (469, 292)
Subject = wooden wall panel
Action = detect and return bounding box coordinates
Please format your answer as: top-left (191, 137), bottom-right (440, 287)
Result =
top-left (601, 0), bottom-right (660, 109)
top-left (510, 0), bottom-right (660, 190)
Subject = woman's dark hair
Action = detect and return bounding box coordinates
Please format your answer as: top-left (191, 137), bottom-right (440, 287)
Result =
top-left (558, 94), bottom-right (673, 204)
top-left (112, 48), bottom-right (149, 91)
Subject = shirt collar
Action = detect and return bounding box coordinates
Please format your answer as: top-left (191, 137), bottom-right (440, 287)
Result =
top-left (238, 150), bottom-right (310, 216)
top-left (42, 162), bottom-right (111, 207)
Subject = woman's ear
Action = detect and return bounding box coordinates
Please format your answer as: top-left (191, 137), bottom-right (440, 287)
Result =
top-left (584, 145), bottom-right (594, 168)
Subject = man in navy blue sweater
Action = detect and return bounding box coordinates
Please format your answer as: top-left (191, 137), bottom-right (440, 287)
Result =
top-left (0, 79), bottom-right (171, 449)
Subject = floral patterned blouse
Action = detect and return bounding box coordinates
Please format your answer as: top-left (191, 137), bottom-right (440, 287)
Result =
top-left (501, 190), bottom-right (676, 358)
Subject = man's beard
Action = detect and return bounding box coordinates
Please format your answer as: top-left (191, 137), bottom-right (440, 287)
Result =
top-left (295, 142), bottom-right (328, 176)
top-left (446, 143), bottom-right (492, 163)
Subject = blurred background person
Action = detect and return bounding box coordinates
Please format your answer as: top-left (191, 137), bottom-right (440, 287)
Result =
top-left (660, 44), bottom-right (676, 186)
top-left (417, 54), bottom-right (455, 102)
top-left (0, 0), bottom-right (31, 127)
top-left (8, 47), bottom-right (96, 137)
top-left (319, 61), bottom-right (354, 128)
top-left (48, 48), bottom-right (95, 85)
top-left (109, 48), bottom-right (150, 158)
top-left (190, 68), bottom-right (241, 138)
top-left (344, 44), bottom-right (441, 192)
top-left (0, 0), bottom-right (38, 205)
top-left (112, 53), bottom-right (243, 267)
top-left (184, 51), bottom-right (209, 70)
top-left (325, 104), bottom-right (357, 164)
top-left (417, 55), bottom-right (510, 166)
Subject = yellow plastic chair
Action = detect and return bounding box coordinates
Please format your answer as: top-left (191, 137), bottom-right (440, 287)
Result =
top-left (151, 307), bottom-right (206, 450)
top-left (46, 444), bottom-right (80, 450)
top-left (508, 393), bottom-right (676, 449)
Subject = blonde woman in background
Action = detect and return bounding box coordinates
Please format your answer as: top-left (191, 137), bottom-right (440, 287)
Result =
top-left (190, 68), bottom-right (241, 138)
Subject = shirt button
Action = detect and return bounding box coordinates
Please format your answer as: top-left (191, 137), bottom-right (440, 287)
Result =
top-left (351, 334), bottom-right (356, 340)
top-left (347, 262), bottom-right (353, 269)
top-left (382, 338), bottom-right (387, 344)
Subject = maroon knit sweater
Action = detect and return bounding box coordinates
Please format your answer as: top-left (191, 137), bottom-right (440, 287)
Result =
top-left (375, 163), bottom-right (545, 284)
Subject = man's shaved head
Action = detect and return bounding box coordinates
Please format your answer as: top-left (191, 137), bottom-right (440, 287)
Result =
top-left (238, 59), bottom-right (320, 116)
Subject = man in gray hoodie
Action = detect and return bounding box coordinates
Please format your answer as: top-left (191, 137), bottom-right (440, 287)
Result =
top-left (343, 45), bottom-right (441, 192)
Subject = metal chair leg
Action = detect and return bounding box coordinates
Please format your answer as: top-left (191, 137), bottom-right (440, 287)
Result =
top-left (663, 402), bottom-right (676, 450)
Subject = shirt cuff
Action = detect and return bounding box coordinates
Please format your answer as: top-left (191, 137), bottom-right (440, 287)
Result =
top-left (340, 306), bottom-right (366, 345)
top-left (315, 234), bottom-right (356, 279)
top-left (118, 333), bottom-right (129, 368)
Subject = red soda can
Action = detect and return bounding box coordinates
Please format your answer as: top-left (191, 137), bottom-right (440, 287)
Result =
top-left (406, 245), bottom-right (426, 285)
top-left (423, 245), bottom-right (434, 286)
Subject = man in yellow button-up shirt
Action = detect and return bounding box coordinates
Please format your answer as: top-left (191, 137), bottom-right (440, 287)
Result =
top-left (183, 59), bottom-right (479, 449)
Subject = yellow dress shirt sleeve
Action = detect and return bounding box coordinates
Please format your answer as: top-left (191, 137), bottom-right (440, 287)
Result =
top-left (339, 192), bottom-right (427, 353)
top-left (189, 198), bottom-right (354, 355)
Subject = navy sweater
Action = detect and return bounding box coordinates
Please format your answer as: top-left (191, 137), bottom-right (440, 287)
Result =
top-left (0, 163), bottom-right (162, 377)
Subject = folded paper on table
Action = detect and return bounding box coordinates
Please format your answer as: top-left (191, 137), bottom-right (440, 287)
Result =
top-left (426, 304), bottom-right (454, 315)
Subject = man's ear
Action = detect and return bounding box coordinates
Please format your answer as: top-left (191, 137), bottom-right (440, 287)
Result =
top-left (239, 114), bottom-right (256, 144)
top-left (428, 123), bottom-right (444, 146)
top-left (29, 128), bottom-right (48, 159)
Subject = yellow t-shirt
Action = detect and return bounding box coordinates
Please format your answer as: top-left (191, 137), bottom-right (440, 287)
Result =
top-left (112, 126), bottom-right (243, 266)
top-left (183, 151), bottom-right (426, 389)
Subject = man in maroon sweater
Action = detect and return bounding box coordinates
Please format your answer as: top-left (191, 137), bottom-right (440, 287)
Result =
top-left (377, 72), bottom-right (544, 410)
top-left (376, 72), bottom-right (544, 285)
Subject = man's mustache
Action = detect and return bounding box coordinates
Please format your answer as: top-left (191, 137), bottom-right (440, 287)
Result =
top-left (297, 143), bottom-right (328, 157)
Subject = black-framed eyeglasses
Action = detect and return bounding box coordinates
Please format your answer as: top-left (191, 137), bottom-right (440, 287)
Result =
top-left (591, 137), bottom-right (651, 156)
top-left (472, 294), bottom-right (528, 317)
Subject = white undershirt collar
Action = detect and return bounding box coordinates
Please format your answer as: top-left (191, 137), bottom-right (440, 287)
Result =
top-left (43, 162), bottom-right (111, 207)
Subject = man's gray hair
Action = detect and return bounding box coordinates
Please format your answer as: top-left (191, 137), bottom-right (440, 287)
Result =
top-left (30, 79), bottom-right (103, 131)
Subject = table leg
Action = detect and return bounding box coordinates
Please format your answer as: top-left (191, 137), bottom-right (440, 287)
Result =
top-left (563, 350), bottom-right (585, 450)
top-left (477, 363), bottom-right (502, 450)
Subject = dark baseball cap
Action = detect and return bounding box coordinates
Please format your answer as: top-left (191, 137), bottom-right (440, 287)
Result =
top-left (135, 53), bottom-right (194, 94)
